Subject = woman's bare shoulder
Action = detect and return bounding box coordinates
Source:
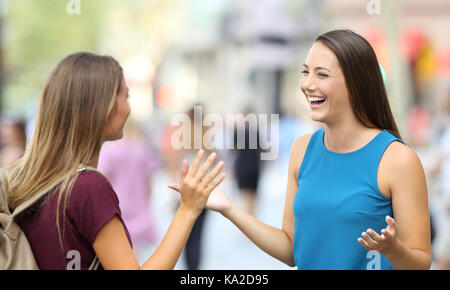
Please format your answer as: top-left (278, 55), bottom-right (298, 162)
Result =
top-left (383, 141), bottom-right (422, 170)
top-left (291, 133), bottom-right (314, 153)
top-left (380, 140), bottom-right (426, 194)
top-left (289, 133), bottom-right (314, 178)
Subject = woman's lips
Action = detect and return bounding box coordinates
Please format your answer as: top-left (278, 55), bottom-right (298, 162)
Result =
top-left (307, 95), bottom-right (326, 109)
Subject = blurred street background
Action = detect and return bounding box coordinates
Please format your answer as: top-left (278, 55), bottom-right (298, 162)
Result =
top-left (1, 0), bottom-right (450, 269)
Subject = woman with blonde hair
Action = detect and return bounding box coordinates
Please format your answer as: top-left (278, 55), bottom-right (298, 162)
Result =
top-left (2, 52), bottom-right (225, 270)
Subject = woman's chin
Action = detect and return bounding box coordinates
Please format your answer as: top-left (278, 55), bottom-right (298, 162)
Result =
top-left (115, 132), bottom-right (124, 140)
top-left (104, 132), bottom-right (124, 142)
top-left (310, 112), bottom-right (326, 123)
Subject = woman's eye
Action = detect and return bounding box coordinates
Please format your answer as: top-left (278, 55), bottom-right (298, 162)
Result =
top-left (318, 73), bottom-right (329, 78)
top-left (301, 70), bottom-right (309, 75)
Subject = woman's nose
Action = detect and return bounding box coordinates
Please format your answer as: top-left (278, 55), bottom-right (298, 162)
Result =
top-left (300, 74), bottom-right (317, 93)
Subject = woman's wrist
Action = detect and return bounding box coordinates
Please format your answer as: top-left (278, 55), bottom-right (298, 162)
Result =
top-left (381, 236), bottom-right (403, 260)
top-left (177, 203), bottom-right (201, 221)
top-left (220, 202), bottom-right (238, 219)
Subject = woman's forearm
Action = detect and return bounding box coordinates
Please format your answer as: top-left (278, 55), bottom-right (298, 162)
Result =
top-left (384, 239), bottom-right (432, 270)
top-left (140, 205), bottom-right (198, 270)
top-left (222, 203), bottom-right (295, 267)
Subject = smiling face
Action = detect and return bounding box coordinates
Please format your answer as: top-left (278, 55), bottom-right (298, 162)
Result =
top-left (300, 41), bottom-right (354, 125)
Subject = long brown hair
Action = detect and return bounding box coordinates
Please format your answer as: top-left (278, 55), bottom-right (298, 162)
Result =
top-left (5, 52), bottom-right (124, 252)
top-left (315, 29), bottom-right (401, 139)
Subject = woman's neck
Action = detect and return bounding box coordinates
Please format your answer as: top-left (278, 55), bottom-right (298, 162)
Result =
top-left (87, 153), bottom-right (99, 168)
top-left (87, 139), bottom-right (109, 168)
top-left (323, 120), bottom-right (381, 153)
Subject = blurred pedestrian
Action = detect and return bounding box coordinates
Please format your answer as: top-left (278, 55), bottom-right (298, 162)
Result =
top-left (98, 118), bottom-right (160, 264)
top-left (429, 88), bottom-right (450, 270)
top-left (182, 105), bottom-right (214, 270)
top-left (0, 113), bottom-right (27, 167)
top-left (167, 104), bottom-right (216, 270)
top-left (233, 108), bottom-right (261, 216)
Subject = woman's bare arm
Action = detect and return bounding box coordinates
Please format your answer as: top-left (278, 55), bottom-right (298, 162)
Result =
top-left (93, 150), bottom-right (226, 270)
top-left (358, 142), bottom-right (432, 269)
top-left (93, 208), bottom-right (198, 270)
top-left (213, 134), bottom-right (312, 267)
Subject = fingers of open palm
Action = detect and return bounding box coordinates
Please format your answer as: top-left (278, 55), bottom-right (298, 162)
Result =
top-left (367, 229), bottom-right (383, 243)
top-left (205, 172), bottom-right (227, 194)
top-left (386, 216), bottom-right (397, 232)
top-left (167, 184), bottom-right (180, 192)
top-left (200, 160), bottom-right (224, 187)
top-left (186, 150), bottom-right (205, 178)
top-left (357, 230), bottom-right (381, 252)
top-left (358, 228), bottom-right (393, 252)
top-left (167, 161), bottom-right (189, 193)
top-left (357, 237), bottom-right (372, 251)
top-left (182, 152), bottom-right (219, 189)
top-left (380, 228), bottom-right (393, 241)
top-left (179, 159), bottom-right (189, 182)
top-left (361, 231), bottom-right (378, 249)
top-left (195, 152), bottom-right (218, 181)
top-left (382, 216), bottom-right (397, 240)
top-left (357, 217), bottom-right (398, 251)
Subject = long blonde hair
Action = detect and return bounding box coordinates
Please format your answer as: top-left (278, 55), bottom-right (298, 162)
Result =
top-left (4, 52), bottom-right (124, 252)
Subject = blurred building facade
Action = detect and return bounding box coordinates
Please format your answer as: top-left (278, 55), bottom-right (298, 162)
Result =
top-left (324, 0), bottom-right (450, 144)
top-left (2, 0), bottom-right (449, 136)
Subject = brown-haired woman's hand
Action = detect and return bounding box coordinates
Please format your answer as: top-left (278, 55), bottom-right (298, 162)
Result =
top-left (357, 215), bottom-right (401, 257)
top-left (205, 188), bottom-right (233, 214)
top-left (167, 150), bottom-right (226, 217)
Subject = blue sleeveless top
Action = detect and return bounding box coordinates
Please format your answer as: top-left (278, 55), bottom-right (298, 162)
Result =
top-left (293, 129), bottom-right (404, 270)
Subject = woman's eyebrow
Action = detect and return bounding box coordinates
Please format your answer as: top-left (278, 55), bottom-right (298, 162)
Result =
top-left (302, 64), bottom-right (332, 72)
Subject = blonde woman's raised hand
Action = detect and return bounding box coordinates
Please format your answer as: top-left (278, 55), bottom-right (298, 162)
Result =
top-left (167, 150), bottom-right (226, 217)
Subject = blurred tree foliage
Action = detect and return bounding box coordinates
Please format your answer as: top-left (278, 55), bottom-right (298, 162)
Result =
top-left (4, 0), bottom-right (106, 115)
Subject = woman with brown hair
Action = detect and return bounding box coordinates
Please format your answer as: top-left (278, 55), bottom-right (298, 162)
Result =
top-left (2, 52), bottom-right (225, 270)
top-left (199, 29), bottom-right (432, 269)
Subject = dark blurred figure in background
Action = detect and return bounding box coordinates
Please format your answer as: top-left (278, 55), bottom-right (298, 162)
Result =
top-left (429, 87), bottom-right (450, 270)
top-left (184, 105), bottom-right (210, 270)
top-left (0, 112), bottom-right (27, 167)
top-left (166, 104), bottom-right (214, 270)
top-left (233, 108), bottom-right (261, 216)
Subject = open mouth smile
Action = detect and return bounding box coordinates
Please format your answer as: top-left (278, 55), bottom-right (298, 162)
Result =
top-left (307, 95), bottom-right (327, 109)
